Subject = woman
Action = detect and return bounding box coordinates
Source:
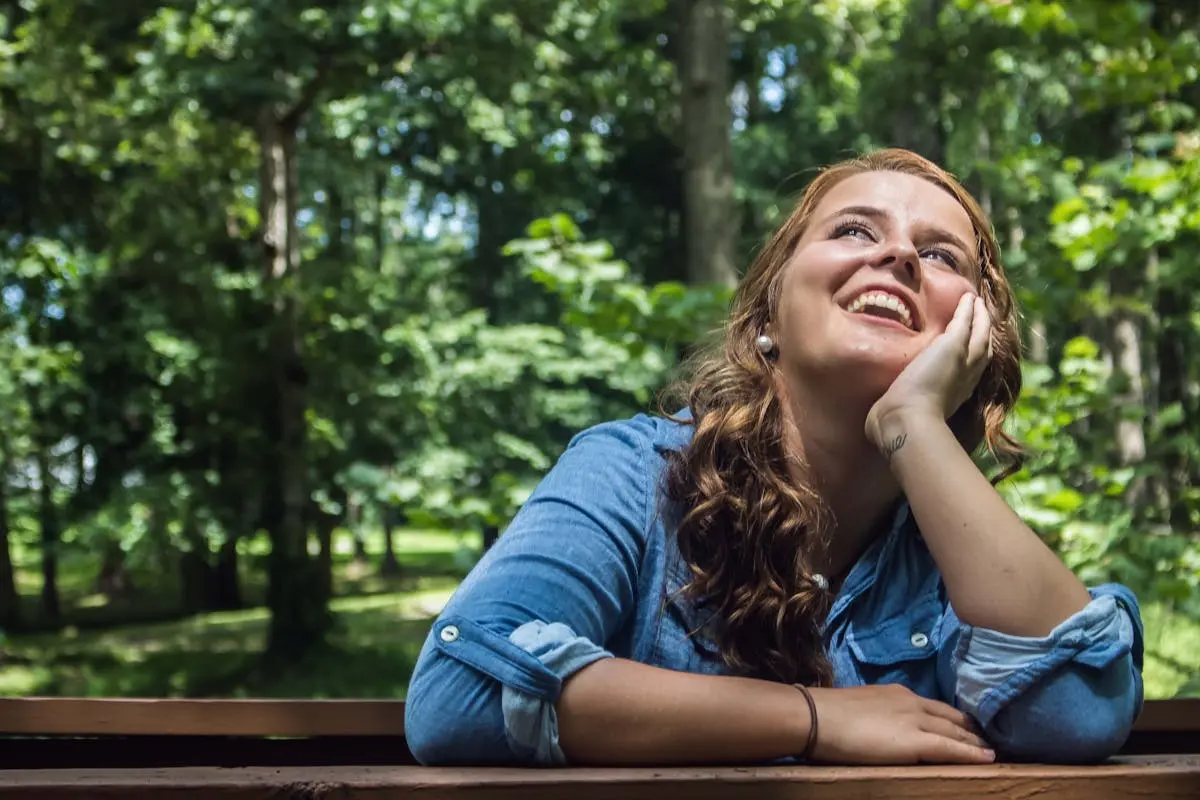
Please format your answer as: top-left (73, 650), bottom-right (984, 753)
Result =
top-left (404, 149), bottom-right (1143, 767)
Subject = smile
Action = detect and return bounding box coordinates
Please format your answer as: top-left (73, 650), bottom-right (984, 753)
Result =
top-left (844, 290), bottom-right (917, 331)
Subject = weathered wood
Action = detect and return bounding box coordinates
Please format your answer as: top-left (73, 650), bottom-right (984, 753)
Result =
top-left (0, 757), bottom-right (1197, 800)
top-left (0, 697), bottom-right (1192, 742)
top-left (0, 698), bottom-right (405, 737)
top-left (0, 736), bottom-right (415, 770)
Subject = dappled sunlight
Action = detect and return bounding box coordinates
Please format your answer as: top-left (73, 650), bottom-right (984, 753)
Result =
top-left (0, 580), bottom-right (456, 698)
top-left (1143, 603), bottom-right (1200, 698)
top-left (75, 593), bottom-right (112, 609)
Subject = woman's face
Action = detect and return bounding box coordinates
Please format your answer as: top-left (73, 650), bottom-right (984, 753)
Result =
top-left (773, 170), bottom-right (982, 402)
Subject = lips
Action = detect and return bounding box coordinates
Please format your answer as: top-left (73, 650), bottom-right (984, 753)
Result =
top-left (842, 287), bottom-right (919, 331)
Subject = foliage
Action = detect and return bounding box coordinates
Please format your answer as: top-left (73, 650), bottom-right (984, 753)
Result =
top-left (0, 0), bottom-right (1196, 694)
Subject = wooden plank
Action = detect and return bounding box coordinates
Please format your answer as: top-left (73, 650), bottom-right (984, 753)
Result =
top-left (0, 756), bottom-right (1196, 800)
top-left (0, 736), bottom-right (416, 770)
top-left (0, 697), bottom-right (1192, 739)
top-left (0, 698), bottom-right (405, 737)
top-left (1134, 698), bottom-right (1199, 733)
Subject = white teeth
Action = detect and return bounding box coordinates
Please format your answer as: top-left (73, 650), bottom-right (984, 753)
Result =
top-left (846, 292), bottom-right (914, 329)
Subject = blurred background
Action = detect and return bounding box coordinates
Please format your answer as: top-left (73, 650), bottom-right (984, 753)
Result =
top-left (0, 0), bottom-right (1196, 700)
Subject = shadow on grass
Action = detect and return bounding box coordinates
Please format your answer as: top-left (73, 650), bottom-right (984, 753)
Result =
top-left (9, 533), bottom-right (475, 635)
top-left (0, 583), bottom-right (456, 699)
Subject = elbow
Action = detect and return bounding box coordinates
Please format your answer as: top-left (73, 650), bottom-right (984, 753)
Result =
top-left (405, 649), bottom-right (518, 766)
top-left (987, 658), bottom-right (1139, 764)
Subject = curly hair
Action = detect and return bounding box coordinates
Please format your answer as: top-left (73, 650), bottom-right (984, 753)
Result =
top-left (660, 149), bottom-right (1025, 688)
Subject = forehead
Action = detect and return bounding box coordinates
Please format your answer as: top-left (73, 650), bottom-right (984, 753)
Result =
top-left (812, 171), bottom-right (975, 242)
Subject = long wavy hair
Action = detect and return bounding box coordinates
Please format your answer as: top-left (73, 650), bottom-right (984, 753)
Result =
top-left (661, 149), bottom-right (1025, 688)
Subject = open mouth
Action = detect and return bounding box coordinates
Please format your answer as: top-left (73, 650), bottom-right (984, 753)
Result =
top-left (844, 291), bottom-right (917, 331)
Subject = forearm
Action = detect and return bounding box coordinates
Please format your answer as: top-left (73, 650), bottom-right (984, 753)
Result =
top-left (878, 410), bottom-right (1090, 637)
top-left (557, 657), bottom-right (809, 765)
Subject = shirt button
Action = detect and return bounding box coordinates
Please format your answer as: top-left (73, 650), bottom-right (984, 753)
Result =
top-left (440, 625), bottom-right (460, 643)
top-left (910, 632), bottom-right (929, 649)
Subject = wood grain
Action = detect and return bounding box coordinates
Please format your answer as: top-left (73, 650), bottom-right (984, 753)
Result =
top-left (0, 697), bottom-right (1191, 739)
top-left (0, 698), bottom-right (405, 737)
top-left (0, 756), bottom-right (1196, 800)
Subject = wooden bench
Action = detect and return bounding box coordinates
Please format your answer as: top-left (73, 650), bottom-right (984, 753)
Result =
top-left (0, 698), bottom-right (1195, 798)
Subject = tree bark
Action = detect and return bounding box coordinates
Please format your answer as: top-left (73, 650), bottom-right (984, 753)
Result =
top-left (679, 0), bottom-right (738, 288)
top-left (94, 540), bottom-right (133, 599)
top-left (259, 104), bottom-right (327, 662)
top-left (380, 500), bottom-right (400, 577)
top-left (210, 537), bottom-right (242, 611)
top-left (345, 492), bottom-right (367, 562)
top-left (1109, 251), bottom-right (1151, 510)
top-left (30, 405), bottom-right (59, 626)
top-left (1154, 249), bottom-right (1191, 530)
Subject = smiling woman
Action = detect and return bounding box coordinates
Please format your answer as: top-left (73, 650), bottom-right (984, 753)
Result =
top-left (402, 149), bottom-right (1143, 768)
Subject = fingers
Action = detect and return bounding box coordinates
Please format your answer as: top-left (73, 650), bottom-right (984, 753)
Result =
top-left (916, 732), bottom-right (997, 765)
top-left (947, 293), bottom-right (975, 343)
top-left (920, 714), bottom-right (991, 751)
top-left (920, 697), bottom-right (978, 730)
top-left (966, 295), bottom-right (992, 367)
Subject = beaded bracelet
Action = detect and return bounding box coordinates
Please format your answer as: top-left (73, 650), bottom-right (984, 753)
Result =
top-left (792, 683), bottom-right (819, 761)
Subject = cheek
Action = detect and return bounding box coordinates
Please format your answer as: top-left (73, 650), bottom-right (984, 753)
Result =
top-left (925, 279), bottom-right (975, 333)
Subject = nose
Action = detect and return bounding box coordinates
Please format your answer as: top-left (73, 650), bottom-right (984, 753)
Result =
top-left (877, 238), bottom-right (920, 288)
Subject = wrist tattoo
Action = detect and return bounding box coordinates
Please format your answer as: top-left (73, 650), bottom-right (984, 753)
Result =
top-left (882, 433), bottom-right (908, 460)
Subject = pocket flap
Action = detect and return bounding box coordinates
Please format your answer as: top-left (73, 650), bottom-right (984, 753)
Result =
top-left (847, 601), bottom-right (942, 666)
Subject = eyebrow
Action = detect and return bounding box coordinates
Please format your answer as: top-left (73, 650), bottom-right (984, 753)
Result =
top-left (826, 204), bottom-right (976, 261)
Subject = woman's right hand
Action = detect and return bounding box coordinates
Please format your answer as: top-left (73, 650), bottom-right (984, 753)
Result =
top-left (807, 684), bottom-right (996, 764)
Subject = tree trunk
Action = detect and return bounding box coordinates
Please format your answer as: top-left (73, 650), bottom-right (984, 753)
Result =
top-left (482, 525), bottom-right (500, 552)
top-left (679, 0), bottom-right (737, 288)
top-left (259, 105), bottom-right (327, 662)
top-left (94, 540), bottom-right (134, 599)
top-left (178, 508), bottom-right (209, 615)
top-left (209, 537), bottom-right (242, 611)
top-left (1006, 216), bottom-right (1049, 364)
top-left (889, 0), bottom-right (946, 162)
top-left (380, 504), bottom-right (401, 577)
top-left (0, 458), bottom-right (20, 630)
top-left (33, 431), bottom-right (59, 626)
top-left (347, 493), bottom-right (367, 563)
top-left (1154, 252), bottom-right (1191, 530)
top-left (315, 508), bottom-right (335, 602)
top-left (1110, 252), bottom-right (1151, 510)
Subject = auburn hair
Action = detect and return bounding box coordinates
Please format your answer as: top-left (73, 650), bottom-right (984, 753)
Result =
top-left (660, 148), bottom-right (1024, 688)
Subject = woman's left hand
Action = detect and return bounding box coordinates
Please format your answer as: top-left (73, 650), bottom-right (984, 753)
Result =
top-left (865, 293), bottom-right (991, 453)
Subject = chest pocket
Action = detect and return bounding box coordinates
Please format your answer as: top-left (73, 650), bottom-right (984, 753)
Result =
top-left (846, 594), bottom-right (943, 697)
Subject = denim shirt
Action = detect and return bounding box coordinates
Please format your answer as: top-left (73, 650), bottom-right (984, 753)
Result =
top-left (405, 414), bottom-right (1144, 766)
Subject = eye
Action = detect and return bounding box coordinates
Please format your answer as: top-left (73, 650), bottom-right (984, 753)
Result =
top-left (831, 218), bottom-right (876, 242)
top-left (922, 246), bottom-right (961, 271)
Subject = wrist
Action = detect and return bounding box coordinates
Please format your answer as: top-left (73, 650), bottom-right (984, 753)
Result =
top-left (790, 684), bottom-right (820, 761)
top-left (867, 405), bottom-right (943, 458)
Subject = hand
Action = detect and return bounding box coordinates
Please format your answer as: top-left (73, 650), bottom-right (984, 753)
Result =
top-left (807, 684), bottom-right (995, 765)
top-left (865, 293), bottom-right (991, 453)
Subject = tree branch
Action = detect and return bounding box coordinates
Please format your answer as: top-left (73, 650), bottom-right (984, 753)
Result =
top-left (280, 53), bottom-right (333, 128)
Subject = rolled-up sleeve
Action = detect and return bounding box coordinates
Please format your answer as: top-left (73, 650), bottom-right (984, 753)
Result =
top-left (942, 583), bottom-right (1143, 763)
top-left (404, 420), bottom-right (653, 766)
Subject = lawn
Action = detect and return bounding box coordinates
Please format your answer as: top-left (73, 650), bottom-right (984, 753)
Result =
top-left (0, 527), bottom-right (475, 698)
top-left (0, 526), bottom-right (1196, 700)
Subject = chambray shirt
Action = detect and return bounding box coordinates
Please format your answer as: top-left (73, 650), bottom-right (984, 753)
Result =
top-left (405, 414), bottom-right (1144, 765)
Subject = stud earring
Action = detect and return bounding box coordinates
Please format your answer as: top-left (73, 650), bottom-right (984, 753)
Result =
top-left (755, 334), bottom-right (775, 355)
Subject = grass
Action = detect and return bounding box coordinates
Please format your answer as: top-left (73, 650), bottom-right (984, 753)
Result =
top-left (0, 581), bottom-right (456, 698)
top-left (0, 527), bottom-right (476, 698)
top-left (0, 526), bottom-right (1197, 699)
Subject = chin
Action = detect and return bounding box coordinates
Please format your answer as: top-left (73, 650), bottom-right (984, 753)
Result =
top-left (798, 354), bottom-right (903, 415)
